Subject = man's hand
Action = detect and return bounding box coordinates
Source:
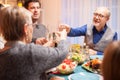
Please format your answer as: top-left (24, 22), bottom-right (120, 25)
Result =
top-left (53, 29), bottom-right (67, 43)
top-left (58, 24), bottom-right (71, 33)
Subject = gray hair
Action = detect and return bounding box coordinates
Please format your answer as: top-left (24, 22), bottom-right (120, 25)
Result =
top-left (0, 6), bottom-right (32, 41)
top-left (95, 7), bottom-right (111, 17)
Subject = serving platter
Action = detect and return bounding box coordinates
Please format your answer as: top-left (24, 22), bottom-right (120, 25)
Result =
top-left (81, 62), bottom-right (101, 74)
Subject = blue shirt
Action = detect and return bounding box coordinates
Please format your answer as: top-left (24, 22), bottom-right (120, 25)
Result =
top-left (68, 24), bottom-right (118, 55)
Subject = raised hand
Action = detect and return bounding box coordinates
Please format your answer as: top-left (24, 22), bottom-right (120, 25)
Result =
top-left (58, 24), bottom-right (71, 34)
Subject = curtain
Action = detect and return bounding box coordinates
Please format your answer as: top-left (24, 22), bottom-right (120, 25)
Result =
top-left (61, 0), bottom-right (120, 44)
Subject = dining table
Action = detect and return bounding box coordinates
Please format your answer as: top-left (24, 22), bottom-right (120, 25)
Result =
top-left (49, 55), bottom-right (103, 80)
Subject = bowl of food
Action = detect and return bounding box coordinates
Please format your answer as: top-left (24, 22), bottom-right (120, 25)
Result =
top-left (70, 52), bottom-right (86, 64)
top-left (56, 59), bottom-right (77, 74)
top-left (69, 44), bottom-right (81, 53)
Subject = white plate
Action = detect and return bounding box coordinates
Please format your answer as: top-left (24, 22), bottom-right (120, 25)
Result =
top-left (90, 55), bottom-right (103, 60)
top-left (68, 72), bottom-right (103, 80)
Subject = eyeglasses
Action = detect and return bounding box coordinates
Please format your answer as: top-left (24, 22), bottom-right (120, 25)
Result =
top-left (93, 13), bottom-right (106, 18)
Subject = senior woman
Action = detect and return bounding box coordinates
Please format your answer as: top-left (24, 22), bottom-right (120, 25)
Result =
top-left (0, 6), bottom-right (69, 80)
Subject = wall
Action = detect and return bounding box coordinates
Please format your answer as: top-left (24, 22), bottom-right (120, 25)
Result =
top-left (0, 0), bottom-right (61, 33)
top-left (0, 0), bottom-right (17, 5)
top-left (41, 0), bottom-right (61, 32)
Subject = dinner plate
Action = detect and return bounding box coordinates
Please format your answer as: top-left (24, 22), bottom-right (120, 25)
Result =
top-left (90, 55), bottom-right (103, 60)
top-left (68, 72), bottom-right (103, 80)
top-left (81, 62), bottom-right (94, 73)
top-left (81, 61), bottom-right (101, 74)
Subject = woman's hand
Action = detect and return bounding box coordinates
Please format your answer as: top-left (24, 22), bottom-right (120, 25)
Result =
top-left (35, 37), bottom-right (47, 45)
top-left (43, 41), bottom-right (55, 47)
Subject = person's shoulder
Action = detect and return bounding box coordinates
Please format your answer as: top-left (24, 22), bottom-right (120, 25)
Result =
top-left (36, 23), bottom-right (47, 29)
top-left (107, 26), bottom-right (117, 33)
top-left (106, 26), bottom-right (118, 39)
top-left (37, 23), bottom-right (46, 27)
top-left (13, 43), bottom-right (36, 50)
top-left (14, 43), bottom-right (41, 54)
top-left (26, 43), bottom-right (43, 49)
top-left (26, 43), bottom-right (39, 47)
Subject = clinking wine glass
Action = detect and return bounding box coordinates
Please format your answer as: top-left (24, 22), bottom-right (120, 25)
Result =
top-left (47, 32), bottom-right (57, 47)
top-left (81, 43), bottom-right (90, 61)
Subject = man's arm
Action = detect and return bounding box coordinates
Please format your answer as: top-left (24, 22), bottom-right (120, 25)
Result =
top-left (68, 24), bottom-right (87, 37)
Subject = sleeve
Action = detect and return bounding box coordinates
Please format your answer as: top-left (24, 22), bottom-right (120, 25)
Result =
top-left (30, 40), bottom-right (69, 72)
top-left (96, 51), bottom-right (103, 55)
top-left (113, 32), bottom-right (118, 40)
top-left (68, 24), bottom-right (87, 37)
